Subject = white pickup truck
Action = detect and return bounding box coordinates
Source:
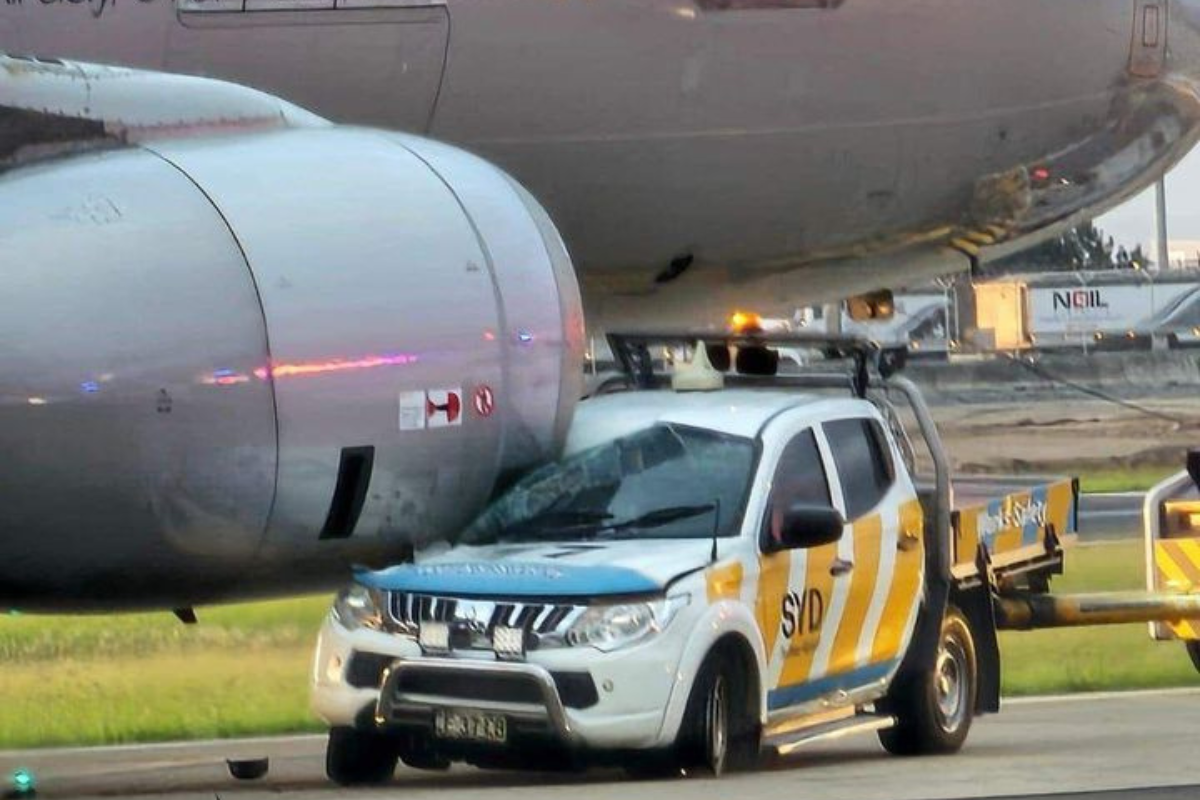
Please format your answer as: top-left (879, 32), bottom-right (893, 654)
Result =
top-left (309, 332), bottom-right (1095, 784)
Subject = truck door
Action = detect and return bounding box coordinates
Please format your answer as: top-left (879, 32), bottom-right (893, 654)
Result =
top-left (756, 426), bottom-right (840, 712)
top-left (821, 417), bottom-right (924, 680)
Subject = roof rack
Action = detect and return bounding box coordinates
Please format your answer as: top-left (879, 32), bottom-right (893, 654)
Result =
top-left (606, 331), bottom-right (907, 398)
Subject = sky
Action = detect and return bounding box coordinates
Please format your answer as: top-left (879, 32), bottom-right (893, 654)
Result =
top-left (1096, 150), bottom-right (1200, 252)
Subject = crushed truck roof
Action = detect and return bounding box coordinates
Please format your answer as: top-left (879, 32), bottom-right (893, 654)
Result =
top-left (566, 388), bottom-right (871, 453)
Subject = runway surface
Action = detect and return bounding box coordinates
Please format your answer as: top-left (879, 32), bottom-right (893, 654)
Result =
top-left (1076, 492), bottom-right (1143, 541)
top-left (2, 688), bottom-right (1198, 800)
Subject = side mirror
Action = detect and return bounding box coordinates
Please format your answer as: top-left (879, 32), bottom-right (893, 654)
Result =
top-left (774, 504), bottom-right (845, 551)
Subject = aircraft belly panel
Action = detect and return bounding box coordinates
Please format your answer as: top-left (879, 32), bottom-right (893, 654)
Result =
top-left (166, 5), bottom-right (449, 133)
top-left (431, 0), bottom-right (1161, 275)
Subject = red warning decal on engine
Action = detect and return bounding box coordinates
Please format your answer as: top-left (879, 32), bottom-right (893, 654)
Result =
top-left (398, 388), bottom-right (462, 430)
top-left (426, 388), bottom-right (462, 428)
top-left (473, 385), bottom-right (496, 418)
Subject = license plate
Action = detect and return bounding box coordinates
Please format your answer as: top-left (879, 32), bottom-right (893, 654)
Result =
top-left (433, 708), bottom-right (508, 743)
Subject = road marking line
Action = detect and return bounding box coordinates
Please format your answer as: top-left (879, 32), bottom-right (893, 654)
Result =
top-left (1005, 686), bottom-right (1200, 706)
top-left (0, 734), bottom-right (325, 759)
top-left (4, 689), bottom-right (1199, 759)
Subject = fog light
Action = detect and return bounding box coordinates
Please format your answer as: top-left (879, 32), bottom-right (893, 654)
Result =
top-left (419, 622), bottom-right (451, 653)
top-left (493, 626), bottom-right (525, 659)
top-left (325, 654), bottom-right (344, 683)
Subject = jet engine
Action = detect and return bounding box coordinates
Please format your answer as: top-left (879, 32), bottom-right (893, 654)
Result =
top-left (0, 127), bottom-right (585, 610)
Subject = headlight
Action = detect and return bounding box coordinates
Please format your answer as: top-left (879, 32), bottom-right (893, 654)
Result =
top-left (331, 583), bottom-right (384, 632)
top-left (566, 595), bottom-right (689, 652)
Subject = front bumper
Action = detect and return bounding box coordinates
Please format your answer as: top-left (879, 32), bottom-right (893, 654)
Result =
top-left (378, 657), bottom-right (578, 743)
top-left (311, 616), bottom-right (684, 751)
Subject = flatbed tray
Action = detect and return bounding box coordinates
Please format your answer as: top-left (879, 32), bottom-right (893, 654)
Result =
top-left (923, 475), bottom-right (1078, 581)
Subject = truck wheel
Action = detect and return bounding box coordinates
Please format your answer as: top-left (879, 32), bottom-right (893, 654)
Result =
top-left (675, 649), bottom-right (760, 776)
top-left (879, 606), bottom-right (977, 756)
top-left (325, 727), bottom-right (399, 786)
top-left (623, 752), bottom-right (683, 780)
top-left (397, 733), bottom-right (451, 771)
top-left (1186, 641), bottom-right (1200, 674)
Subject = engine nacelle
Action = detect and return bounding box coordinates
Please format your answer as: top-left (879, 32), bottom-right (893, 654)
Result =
top-left (0, 127), bottom-right (584, 610)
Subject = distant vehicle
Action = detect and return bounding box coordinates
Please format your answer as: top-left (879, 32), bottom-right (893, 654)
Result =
top-left (841, 295), bottom-right (953, 358)
top-left (310, 333), bottom-right (1137, 785)
top-left (1138, 285), bottom-right (1200, 347)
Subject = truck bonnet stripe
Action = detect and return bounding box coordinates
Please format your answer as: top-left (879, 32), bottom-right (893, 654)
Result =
top-left (359, 561), bottom-right (662, 597)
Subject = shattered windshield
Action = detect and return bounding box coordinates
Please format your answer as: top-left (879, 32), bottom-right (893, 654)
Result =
top-left (459, 424), bottom-right (757, 545)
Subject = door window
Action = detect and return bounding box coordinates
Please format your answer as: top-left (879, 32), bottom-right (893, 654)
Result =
top-left (762, 429), bottom-right (831, 549)
top-left (823, 417), bottom-right (894, 520)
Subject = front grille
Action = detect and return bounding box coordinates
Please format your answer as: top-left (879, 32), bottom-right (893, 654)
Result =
top-left (387, 592), bottom-right (581, 648)
top-left (389, 666), bottom-right (599, 710)
top-left (396, 668), bottom-right (544, 705)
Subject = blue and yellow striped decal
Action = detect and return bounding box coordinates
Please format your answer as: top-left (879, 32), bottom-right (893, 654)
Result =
top-left (777, 541), bottom-right (836, 688)
top-left (954, 479), bottom-right (1075, 568)
top-left (870, 499), bottom-right (924, 663)
top-left (756, 496), bottom-right (925, 708)
top-left (755, 551), bottom-right (792, 659)
top-left (706, 560), bottom-right (744, 604)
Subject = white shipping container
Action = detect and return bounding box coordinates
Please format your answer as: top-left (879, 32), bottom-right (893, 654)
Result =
top-left (1026, 284), bottom-right (1196, 336)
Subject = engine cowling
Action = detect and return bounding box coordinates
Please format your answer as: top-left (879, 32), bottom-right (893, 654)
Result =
top-left (0, 127), bottom-right (585, 610)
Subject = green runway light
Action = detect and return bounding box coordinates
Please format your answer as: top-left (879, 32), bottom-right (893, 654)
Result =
top-left (8, 767), bottom-right (36, 797)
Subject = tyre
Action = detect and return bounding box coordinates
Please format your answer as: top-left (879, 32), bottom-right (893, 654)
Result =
top-left (878, 606), bottom-right (977, 756)
top-left (1186, 641), bottom-right (1200, 674)
top-left (672, 648), bottom-right (760, 777)
top-left (622, 752), bottom-right (683, 780)
top-left (397, 738), bottom-right (450, 771)
top-left (325, 727), bottom-right (399, 786)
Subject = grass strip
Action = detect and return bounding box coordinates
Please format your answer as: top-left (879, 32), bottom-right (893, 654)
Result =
top-left (1000, 540), bottom-right (1197, 694)
top-left (0, 541), bottom-right (1195, 748)
top-left (1076, 466), bottom-right (1177, 493)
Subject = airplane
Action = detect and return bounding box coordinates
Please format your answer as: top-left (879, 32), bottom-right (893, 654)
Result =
top-left (1, 0), bottom-right (1199, 612)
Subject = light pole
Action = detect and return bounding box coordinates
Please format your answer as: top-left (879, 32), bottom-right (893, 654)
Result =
top-left (1155, 177), bottom-right (1170, 271)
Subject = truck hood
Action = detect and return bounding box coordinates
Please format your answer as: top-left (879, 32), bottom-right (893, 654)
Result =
top-left (358, 540), bottom-right (716, 599)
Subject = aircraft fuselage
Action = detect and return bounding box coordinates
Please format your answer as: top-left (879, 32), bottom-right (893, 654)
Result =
top-left (4, 0), bottom-right (1200, 304)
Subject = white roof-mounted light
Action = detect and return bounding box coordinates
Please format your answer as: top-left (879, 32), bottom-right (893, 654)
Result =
top-left (672, 340), bottom-right (725, 392)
